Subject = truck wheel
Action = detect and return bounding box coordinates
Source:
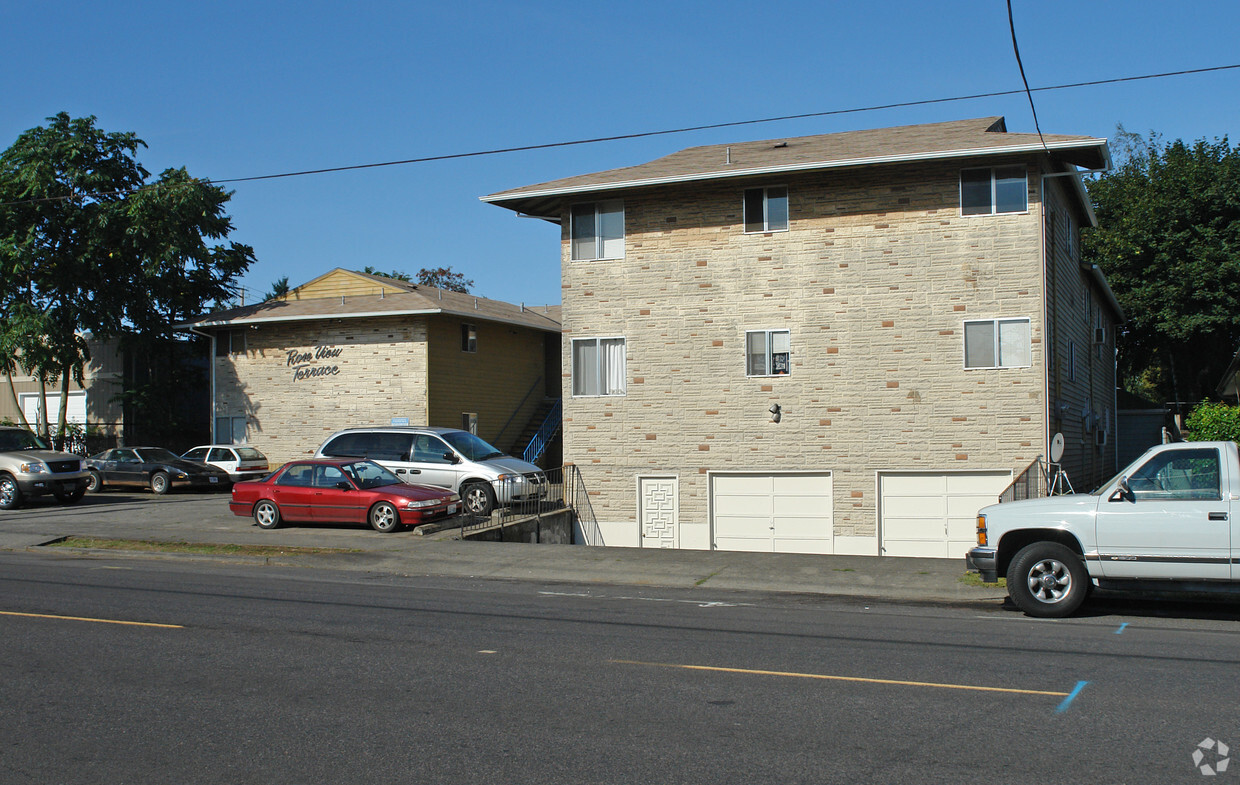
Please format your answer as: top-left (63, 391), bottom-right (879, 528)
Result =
top-left (1006, 542), bottom-right (1089, 618)
top-left (0, 474), bottom-right (21, 510)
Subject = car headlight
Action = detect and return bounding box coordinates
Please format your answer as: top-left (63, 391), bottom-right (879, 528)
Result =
top-left (20, 461), bottom-right (48, 473)
top-left (176, 472), bottom-right (189, 479)
top-left (404, 499), bottom-right (442, 509)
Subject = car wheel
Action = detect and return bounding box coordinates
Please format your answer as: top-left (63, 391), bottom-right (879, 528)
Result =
top-left (0, 474), bottom-right (21, 510)
top-left (150, 471), bottom-right (170, 495)
top-left (86, 471), bottom-right (103, 493)
top-left (1006, 542), bottom-right (1089, 618)
top-left (369, 501), bottom-right (401, 533)
top-left (461, 482), bottom-right (495, 516)
top-left (253, 500), bottom-right (281, 529)
top-left (54, 486), bottom-right (86, 504)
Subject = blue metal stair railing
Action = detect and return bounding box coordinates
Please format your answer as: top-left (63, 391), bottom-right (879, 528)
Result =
top-left (522, 398), bottom-right (562, 464)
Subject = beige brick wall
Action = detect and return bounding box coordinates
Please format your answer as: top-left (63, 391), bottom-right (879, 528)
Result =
top-left (561, 160), bottom-right (1055, 547)
top-left (214, 317), bottom-right (430, 465)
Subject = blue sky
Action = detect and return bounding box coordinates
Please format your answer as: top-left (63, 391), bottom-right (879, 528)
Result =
top-left (5, 1), bottom-right (1239, 308)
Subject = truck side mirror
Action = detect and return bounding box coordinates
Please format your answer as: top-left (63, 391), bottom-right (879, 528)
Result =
top-left (1111, 476), bottom-right (1133, 502)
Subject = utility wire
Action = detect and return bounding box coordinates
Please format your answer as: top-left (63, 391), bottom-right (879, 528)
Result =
top-left (2, 62), bottom-right (1238, 207)
top-left (1006, 0), bottom-right (1049, 154)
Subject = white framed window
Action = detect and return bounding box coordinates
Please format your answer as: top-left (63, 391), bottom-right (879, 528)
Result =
top-left (744, 186), bottom-right (789, 233)
top-left (570, 200), bottom-right (624, 261)
top-left (571, 337), bottom-right (626, 396)
top-left (960, 166), bottom-right (1027, 215)
top-left (461, 323), bottom-right (477, 353)
top-left (462, 412), bottom-right (477, 434)
top-left (745, 329), bottom-right (791, 376)
top-left (963, 318), bottom-right (1031, 369)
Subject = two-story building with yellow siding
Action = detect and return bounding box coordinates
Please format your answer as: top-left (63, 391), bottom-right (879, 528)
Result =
top-left (176, 268), bottom-right (562, 466)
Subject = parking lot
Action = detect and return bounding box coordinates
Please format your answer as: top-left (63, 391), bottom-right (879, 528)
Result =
top-left (0, 488), bottom-right (451, 550)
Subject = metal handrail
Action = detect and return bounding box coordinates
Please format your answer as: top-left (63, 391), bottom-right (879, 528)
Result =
top-left (998, 455), bottom-right (1046, 503)
top-left (566, 463), bottom-right (601, 546)
top-left (522, 398), bottom-right (562, 464)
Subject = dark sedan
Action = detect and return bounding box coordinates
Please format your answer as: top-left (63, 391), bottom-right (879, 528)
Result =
top-left (86, 447), bottom-right (231, 494)
top-left (229, 459), bottom-right (460, 533)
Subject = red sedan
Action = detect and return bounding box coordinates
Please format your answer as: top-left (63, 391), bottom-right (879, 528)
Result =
top-left (229, 459), bottom-right (460, 533)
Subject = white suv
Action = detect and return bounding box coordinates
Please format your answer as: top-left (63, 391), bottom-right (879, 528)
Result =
top-left (315, 427), bottom-right (546, 515)
top-left (0, 426), bottom-right (89, 510)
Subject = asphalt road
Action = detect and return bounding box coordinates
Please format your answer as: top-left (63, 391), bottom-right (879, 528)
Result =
top-left (3, 553), bottom-right (1240, 784)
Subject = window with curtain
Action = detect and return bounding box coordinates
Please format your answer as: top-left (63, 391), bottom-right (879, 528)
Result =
top-left (964, 318), bottom-right (1031, 369)
top-left (572, 337), bottom-right (626, 396)
top-left (570, 200), bottom-right (624, 261)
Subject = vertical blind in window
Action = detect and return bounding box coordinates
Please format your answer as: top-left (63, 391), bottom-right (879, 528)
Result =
top-left (570, 201), bottom-right (624, 260)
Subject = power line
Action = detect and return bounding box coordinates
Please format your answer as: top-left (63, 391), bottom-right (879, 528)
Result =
top-left (1006, 0), bottom-right (1049, 155)
top-left (2, 62), bottom-right (1238, 207)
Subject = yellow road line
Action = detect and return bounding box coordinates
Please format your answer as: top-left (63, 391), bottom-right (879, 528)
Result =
top-left (0, 610), bottom-right (183, 629)
top-left (611, 660), bottom-right (1069, 697)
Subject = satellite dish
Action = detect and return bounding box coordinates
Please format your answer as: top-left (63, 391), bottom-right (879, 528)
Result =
top-left (1050, 432), bottom-right (1065, 463)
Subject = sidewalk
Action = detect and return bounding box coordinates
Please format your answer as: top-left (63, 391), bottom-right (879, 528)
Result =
top-left (0, 494), bottom-right (1008, 606)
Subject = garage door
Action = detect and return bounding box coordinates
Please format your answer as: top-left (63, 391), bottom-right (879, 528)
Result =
top-left (711, 472), bottom-right (833, 554)
top-left (879, 471), bottom-right (1011, 558)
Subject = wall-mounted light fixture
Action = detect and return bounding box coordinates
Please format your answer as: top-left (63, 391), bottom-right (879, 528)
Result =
top-left (769, 403), bottom-right (782, 423)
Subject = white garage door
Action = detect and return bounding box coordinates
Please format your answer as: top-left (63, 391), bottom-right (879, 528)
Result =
top-left (711, 472), bottom-right (833, 554)
top-left (879, 471), bottom-right (1011, 558)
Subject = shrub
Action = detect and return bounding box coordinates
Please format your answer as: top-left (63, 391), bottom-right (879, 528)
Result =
top-left (1184, 402), bottom-right (1240, 442)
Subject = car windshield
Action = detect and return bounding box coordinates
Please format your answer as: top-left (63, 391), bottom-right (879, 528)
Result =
top-left (342, 460), bottom-right (401, 490)
top-left (135, 448), bottom-right (181, 463)
top-left (236, 447), bottom-right (265, 460)
top-left (0, 429), bottom-right (49, 451)
top-left (442, 431), bottom-right (506, 462)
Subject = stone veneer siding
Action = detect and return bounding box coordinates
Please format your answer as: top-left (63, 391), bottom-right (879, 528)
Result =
top-left (214, 317), bottom-right (430, 465)
top-left (561, 159), bottom-right (1054, 551)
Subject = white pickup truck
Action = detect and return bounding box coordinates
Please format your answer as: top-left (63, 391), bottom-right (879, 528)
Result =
top-left (967, 440), bottom-right (1239, 617)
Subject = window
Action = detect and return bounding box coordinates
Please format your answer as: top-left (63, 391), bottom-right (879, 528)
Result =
top-left (960, 166), bottom-right (1027, 215)
top-left (214, 329), bottom-right (245, 357)
top-left (215, 416), bottom-right (246, 444)
top-left (744, 187), bottom-right (789, 233)
top-left (572, 337), bottom-right (626, 396)
top-left (570, 200), bottom-right (624, 261)
top-left (1068, 340), bottom-right (1077, 382)
top-left (746, 329), bottom-right (790, 376)
top-left (1127, 448), bottom-right (1221, 501)
top-left (462, 412), bottom-right (477, 435)
top-left (964, 319), bottom-right (1031, 369)
top-left (183, 448), bottom-right (208, 461)
top-left (461, 323), bottom-right (477, 353)
top-left (277, 464), bottom-right (315, 487)
top-left (413, 435), bottom-right (454, 463)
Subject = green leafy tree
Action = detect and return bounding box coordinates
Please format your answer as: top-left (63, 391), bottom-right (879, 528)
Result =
top-left (1184, 402), bottom-right (1240, 442)
top-left (359, 265), bottom-right (473, 293)
top-left (0, 113), bottom-right (254, 446)
top-left (415, 266), bottom-right (473, 293)
top-left (1083, 131), bottom-right (1240, 405)
top-left (263, 275), bottom-right (290, 301)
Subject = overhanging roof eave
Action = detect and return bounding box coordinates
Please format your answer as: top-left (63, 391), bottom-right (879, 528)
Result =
top-left (481, 138), bottom-right (1109, 210)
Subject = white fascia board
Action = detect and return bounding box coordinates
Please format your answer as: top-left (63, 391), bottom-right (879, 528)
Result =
top-left (480, 139), bottom-right (1109, 204)
top-left (176, 308), bottom-right (560, 333)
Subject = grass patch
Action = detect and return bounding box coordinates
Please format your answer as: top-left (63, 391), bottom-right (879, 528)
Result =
top-left (959, 571), bottom-right (1005, 588)
top-left (47, 537), bottom-right (360, 557)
